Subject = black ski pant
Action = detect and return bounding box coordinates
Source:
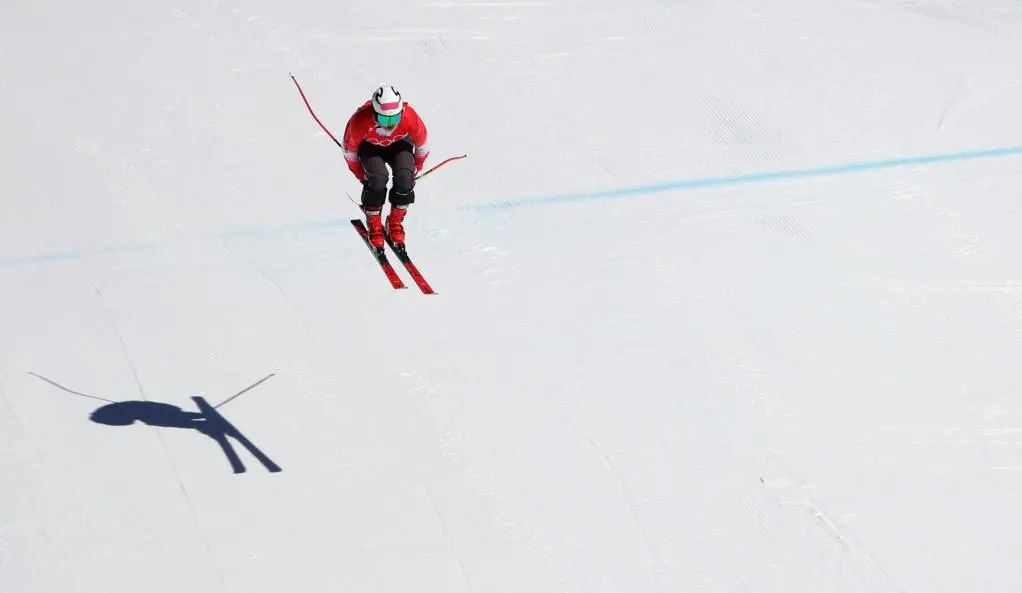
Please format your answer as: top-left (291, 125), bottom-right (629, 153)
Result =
top-left (358, 141), bottom-right (416, 209)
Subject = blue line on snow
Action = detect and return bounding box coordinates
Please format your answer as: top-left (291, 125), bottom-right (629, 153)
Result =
top-left (0, 241), bottom-right (163, 269)
top-left (468, 144), bottom-right (1022, 211)
top-left (0, 251), bottom-right (82, 266)
top-left (3, 146), bottom-right (1020, 268)
top-left (0, 220), bottom-right (352, 269)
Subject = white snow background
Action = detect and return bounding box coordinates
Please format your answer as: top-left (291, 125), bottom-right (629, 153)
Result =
top-left (3, 1), bottom-right (1022, 591)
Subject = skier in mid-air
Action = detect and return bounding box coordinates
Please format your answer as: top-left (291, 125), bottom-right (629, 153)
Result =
top-left (342, 85), bottom-right (429, 249)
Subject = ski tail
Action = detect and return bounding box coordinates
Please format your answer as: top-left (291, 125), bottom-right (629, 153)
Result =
top-left (386, 235), bottom-right (436, 295)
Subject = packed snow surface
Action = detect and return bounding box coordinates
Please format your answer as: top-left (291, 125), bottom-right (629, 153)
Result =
top-left (3, 1), bottom-right (1022, 591)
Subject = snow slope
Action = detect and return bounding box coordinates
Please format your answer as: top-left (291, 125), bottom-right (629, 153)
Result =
top-left (3, 0), bottom-right (1022, 591)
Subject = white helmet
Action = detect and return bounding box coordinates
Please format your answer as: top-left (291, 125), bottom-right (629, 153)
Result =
top-left (372, 85), bottom-right (403, 117)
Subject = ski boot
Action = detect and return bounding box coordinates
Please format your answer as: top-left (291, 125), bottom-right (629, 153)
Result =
top-left (386, 205), bottom-right (408, 245)
top-left (363, 208), bottom-right (385, 250)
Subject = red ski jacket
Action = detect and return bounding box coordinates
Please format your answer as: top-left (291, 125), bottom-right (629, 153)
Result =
top-left (342, 101), bottom-right (429, 181)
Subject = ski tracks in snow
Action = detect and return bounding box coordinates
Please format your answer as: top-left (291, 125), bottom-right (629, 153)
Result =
top-left (400, 368), bottom-right (572, 592)
top-left (216, 239), bottom-right (319, 344)
top-left (92, 287), bottom-right (228, 591)
top-left (760, 476), bottom-right (894, 591)
top-left (581, 435), bottom-right (665, 593)
top-left (421, 484), bottom-right (475, 593)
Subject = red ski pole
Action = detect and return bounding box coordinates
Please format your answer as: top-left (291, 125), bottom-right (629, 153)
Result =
top-left (416, 154), bottom-right (468, 180)
top-left (290, 74), bottom-right (342, 148)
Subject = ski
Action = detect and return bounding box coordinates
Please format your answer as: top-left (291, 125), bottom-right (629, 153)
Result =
top-left (351, 219), bottom-right (406, 290)
top-left (385, 235), bottom-right (436, 295)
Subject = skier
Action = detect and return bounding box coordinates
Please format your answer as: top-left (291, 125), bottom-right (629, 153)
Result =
top-left (342, 85), bottom-right (429, 249)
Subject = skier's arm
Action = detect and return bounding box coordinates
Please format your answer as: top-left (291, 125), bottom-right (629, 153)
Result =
top-left (342, 116), bottom-right (365, 181)
top-left (407, 108), bottom-right (430, 172)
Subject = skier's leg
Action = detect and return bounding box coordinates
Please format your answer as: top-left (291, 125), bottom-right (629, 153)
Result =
top-left (385, 146), bottom-right (415, 243)
top-left (358, 144), bottom-right (389, 209)
top-left (389, 147), bottom-right (416, 206)
top-left (358, 144), bottom-right (388, 248)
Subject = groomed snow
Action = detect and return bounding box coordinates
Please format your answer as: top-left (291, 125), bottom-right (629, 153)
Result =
top-left (3, 1), bottom-right (1022, 591)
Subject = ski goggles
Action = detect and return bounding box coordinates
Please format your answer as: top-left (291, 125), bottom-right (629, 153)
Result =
top-left (375, 112), bottom-right (402, 128)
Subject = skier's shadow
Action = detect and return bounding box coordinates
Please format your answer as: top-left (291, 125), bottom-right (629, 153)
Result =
top-left (31, 373), bottom-right (282, 474)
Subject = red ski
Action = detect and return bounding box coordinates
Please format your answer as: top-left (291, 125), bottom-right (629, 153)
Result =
top-left (385, 235), bottom-right (436, 295)
top-left (351, 219), bottom-right (406, 290)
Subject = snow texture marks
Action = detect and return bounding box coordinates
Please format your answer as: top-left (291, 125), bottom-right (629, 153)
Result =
top-left (704, 96), bottom-right (784, 155)
top-left (755, 214), bottom-right (813, 241)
